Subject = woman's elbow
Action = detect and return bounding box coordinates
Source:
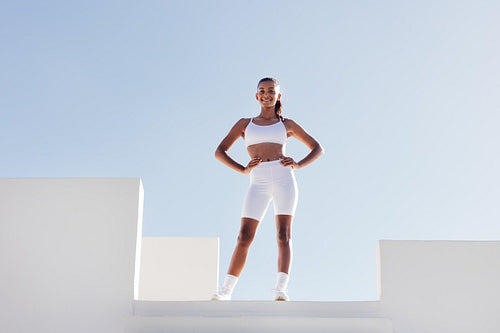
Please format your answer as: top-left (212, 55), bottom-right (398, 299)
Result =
top-left (214, 147), bottom-right (225, 160)
top-left (316, 143), bottom-right (325, 156)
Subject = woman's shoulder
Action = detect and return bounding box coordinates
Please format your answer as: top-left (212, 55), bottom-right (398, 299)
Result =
top-left (235, 117), bottom-right (252, 127)
top-left (229, 118), bottom-right (252, 132)
top-left (282, 117), bottom-right (299, 128)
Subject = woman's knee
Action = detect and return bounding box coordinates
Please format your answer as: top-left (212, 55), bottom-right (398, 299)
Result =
top-left (238, 229), bottom-right (256, 246)
top-left (277, 227), bottom-right (291, 245)
top-left (276, 215), bottom-right (292, 245)
top-left (237, 219), bottom-right (259, 246)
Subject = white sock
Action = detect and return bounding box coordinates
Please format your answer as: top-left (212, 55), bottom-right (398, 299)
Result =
top-left (220, 274), bottom-right (238, 295)
top-left (275, 272), bottom-right (289, 291)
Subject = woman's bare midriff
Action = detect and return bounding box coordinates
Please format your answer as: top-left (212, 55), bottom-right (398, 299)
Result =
top-left (247, 142), bottom-right (285, 162)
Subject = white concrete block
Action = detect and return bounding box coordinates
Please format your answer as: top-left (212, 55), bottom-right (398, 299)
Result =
top-left (0, 178), bottom-right (143, 333)
top-left (138, 237), bottom-right (219, 301)
top-left (378, 240), bottom-right (500, 333)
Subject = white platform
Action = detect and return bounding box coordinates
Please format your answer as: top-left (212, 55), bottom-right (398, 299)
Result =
top-left (125, 300), bottom-right (394, 333)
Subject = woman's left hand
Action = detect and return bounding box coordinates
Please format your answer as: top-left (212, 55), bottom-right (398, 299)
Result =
top-left (280, 156), bottom-right (300, 169)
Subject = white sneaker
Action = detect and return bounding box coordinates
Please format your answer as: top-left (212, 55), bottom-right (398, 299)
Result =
top-left (211, 291), bottom-right (231, 300)
top-left (273, 289), bottom-right (289, 301)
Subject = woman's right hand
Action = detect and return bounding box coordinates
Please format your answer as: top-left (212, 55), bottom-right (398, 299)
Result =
top-left (243, 157), bottom-right (262, 174)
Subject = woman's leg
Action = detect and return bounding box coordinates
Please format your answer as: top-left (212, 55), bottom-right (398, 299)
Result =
top-left (212, 218), bottom-right (260, 300)
top-left (274, 214), bottom-right (293, 300)
top-left (227, 217), bottom-right (260, 277)
top-left (275, 214), bottom-right (293, 274)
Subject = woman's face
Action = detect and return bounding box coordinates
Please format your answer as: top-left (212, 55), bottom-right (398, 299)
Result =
top-left (256, 81), bottom-right (281, 107)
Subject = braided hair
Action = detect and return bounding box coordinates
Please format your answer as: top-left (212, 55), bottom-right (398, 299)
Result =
top-left (258, 77), bottom-right (284, 121)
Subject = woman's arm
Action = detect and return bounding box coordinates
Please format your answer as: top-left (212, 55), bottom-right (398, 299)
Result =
top-left (281, 119), bottom-right (324, 169)
top-left (215, 118), bottom-right (260, 174)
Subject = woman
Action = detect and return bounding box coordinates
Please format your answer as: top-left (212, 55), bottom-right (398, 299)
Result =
top-left (212, 77), bottom-right (324, 301)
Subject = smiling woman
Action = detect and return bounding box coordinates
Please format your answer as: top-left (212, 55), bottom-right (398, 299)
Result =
top-left (212, 77), bottom-right (324, 301)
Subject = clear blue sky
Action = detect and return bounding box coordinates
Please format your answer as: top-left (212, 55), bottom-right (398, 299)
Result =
top-left (2, 1), bottom-right (499, 301)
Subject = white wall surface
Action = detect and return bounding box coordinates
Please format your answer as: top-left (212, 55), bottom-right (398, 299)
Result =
top-left (378, 240), bottom-right (500, 333)
top-left (0, 178), bottom-right (143, 333)
top-left (138, 237), bottom-right (219, 301)
top-left (4, 179), bottom-right (500, 333)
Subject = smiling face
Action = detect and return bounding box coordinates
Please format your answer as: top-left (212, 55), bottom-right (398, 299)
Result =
top-left (256, 80), bottom-right (281, 108)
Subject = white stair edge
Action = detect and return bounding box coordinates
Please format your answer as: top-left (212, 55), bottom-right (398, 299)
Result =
top-left (125, 316), bottom-right (393, 333)
top-left (133, 300), bottom-right (389, 318)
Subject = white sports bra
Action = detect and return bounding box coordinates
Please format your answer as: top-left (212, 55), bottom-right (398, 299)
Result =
top-left (244, 118), bottom-right (288, 148)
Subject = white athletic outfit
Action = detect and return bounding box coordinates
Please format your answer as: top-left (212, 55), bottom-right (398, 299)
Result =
top-left (241, 119), bottom-right (298, 221)
top-left (212, 118), bottom-right (296, 301)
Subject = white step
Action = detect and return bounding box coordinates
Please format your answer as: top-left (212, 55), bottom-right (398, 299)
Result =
top-left (125, 301), bottom-right (393, 333)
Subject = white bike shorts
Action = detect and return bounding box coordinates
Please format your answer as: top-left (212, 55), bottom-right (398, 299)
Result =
top-left (241, 160), bottom-right (298, 222)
